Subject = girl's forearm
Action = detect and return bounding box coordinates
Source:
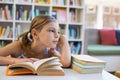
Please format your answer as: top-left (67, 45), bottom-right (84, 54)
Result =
top-left (61, 42), bottom-right (71, 67)
top-left (0, 56), bottom-right (14, 65)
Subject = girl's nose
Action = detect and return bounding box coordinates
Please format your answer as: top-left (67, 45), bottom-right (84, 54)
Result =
top-left (55, 32), bottom-right (59, 38)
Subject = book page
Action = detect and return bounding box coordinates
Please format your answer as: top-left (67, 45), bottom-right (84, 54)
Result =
top-left (37, 66), bottom-right (64, 76)
top-left (39, 66), bottom-right (63, 72)
top-left (8, 62), bottom-right (35, 72)
top-left (36, 59), bottom-right (62, 71)
top-left (33, 57), bottom-right (58, 70)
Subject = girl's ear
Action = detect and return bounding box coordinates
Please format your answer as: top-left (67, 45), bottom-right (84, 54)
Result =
top-left (31, 29), bottom-right (39, 39)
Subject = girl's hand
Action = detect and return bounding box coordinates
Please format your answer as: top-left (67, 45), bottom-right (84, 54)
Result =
top-left (57, 35), bottom-right (68, 47)
top-left (10, 58), bottom-right (39, 64)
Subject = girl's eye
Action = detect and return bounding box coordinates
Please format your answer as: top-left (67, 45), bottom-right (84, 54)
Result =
top-left (49, 30), bottom-right (54, 32)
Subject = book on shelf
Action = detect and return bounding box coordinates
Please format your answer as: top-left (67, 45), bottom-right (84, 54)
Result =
top-left (0, 8), bottom-right (2, 19)
top-left (2, 5), bottom-right (13, 20)
top-left (3, 25), bottom-right (11, 38)
top-left (0, 41), bottom-right (7, 48)
top-left (75, 42), bottom-right (81, 54)
top-left (69, 42), bottom-right (81, 54)
top-left (57, 10), bottom-right (67, 23)
top-left (0, 25), bottom-right (11, 38)
top-left (0, 27), bottom-right (6, 38)
top-left (0, 26), bottom-right (2, 37)
top-left (59, 27), bottom-right (65, 35)
top-left (52, 7), bottom-right (67, 23)
top-left (52, 10), bottom-right (57, 19)
top-left (70, 0), bottom-right (80, 6)
top-left (52, 0), bottom-right (65, 5)
top-left (34, 0), bottom-right (50, 4)
top-left (34, 8), bottom-right (39, 17)
top-left (39, 10), bottom-right (49, 16)
top-left (8, 27), bottom-right (13, 38)
top-left (27, 10), bottom-right (32, 20)
top-left (23, 10), bottom-right (28, 21)
top-left (6, 57), bottom-right (65, 76)
top-left (15, 0), bottom-right (32, 3)
top-left (71, 55), bottom-right (106, 73)
top-left (69, 8), bottom-right (76, 22)
top-left (15, 24), bottom-right (22, 38)
top-left (69, 25), bottom-right (80, 39)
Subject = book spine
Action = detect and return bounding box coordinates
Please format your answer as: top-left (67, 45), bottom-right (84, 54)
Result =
top-left (19, 6), bottom-right (23, 20)
top-left (23, 10), bottom-right (27, 21)
top-left (27, 10), bottom-right (32, 20)
top-left (0, 27), bottom-right (6, 38)
top-left (0, 26), bottom-right (2, 37)
top-left (3, 25), bottom-right (10, 38)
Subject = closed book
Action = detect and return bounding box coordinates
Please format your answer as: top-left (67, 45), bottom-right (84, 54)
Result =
top-left (72, 55), bottom-right (106, 65)
top-left (72, 64), bottom-right (103, 73)
top-left (72, 61), bottom-right (105, 69)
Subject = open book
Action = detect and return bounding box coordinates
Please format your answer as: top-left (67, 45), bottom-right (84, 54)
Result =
top-left (6, 57), bottom-right (64, 76)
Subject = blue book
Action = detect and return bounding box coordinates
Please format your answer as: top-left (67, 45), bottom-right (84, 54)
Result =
top-left (69, 26), bottom-right (73, 39)
top-left (75, 42), bottom-right (81, 54)
top-left (52, 11), bottom-right (57, 19)
top-left (3, 25), bottom-right (10, 38)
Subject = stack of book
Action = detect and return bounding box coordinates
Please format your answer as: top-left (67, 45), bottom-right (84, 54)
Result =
top-left (71, 55), bottom-right (106, 73)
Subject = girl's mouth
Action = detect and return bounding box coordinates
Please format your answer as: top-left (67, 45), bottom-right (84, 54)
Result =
top-left (53, 41), bottom-right (58, 44)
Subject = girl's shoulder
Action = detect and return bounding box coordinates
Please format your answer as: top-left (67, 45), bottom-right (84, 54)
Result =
top-left (6, 41), bottom-right (23, 57)
top-left (8, 41), bottom-right (22, 49)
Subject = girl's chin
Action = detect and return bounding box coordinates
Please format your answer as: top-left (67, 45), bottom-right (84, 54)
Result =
top-left (47, 45), bottom-right (56, 48)
top-left (49, 45), bottom-right (57, 48)
top-left (46, 43), bottom-right (57, 48)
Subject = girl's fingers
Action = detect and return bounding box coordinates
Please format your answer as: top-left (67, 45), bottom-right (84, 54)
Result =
top-left (29, 58), bottom-right (39, 62)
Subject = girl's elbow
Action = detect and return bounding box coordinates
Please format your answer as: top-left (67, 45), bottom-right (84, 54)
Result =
top-left (61, 61), bottom-right (71, 68)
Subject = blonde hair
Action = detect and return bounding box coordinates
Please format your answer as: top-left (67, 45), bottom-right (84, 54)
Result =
top-left (19, 15), bottom-right (56, 57)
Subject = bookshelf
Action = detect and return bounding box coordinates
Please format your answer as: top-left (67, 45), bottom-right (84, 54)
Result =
top-left (85, 1), bottom-right (120, 29)
top-left (0, 0), bottom-right (85, 54)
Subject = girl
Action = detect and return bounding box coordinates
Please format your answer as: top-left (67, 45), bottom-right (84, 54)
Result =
top-left (0, 16), bottom-right (71, 67)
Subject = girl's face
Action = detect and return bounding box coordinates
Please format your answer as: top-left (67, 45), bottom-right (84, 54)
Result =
top-left (36, 22), bottom-right (60, 48)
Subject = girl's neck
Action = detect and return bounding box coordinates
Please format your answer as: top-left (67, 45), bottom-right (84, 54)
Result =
top-left (31, 43), bottom-right (46, 55)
